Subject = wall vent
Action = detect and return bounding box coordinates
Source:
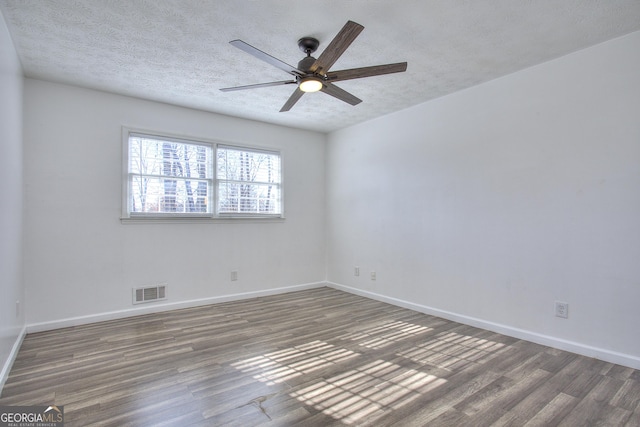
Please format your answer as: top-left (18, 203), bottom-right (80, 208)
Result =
top-left (133, 284), bottom-right (167, 304)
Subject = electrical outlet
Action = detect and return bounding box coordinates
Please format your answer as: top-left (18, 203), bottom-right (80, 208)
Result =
top-left (371, 271), bottom-right (376, 281)
top-left (231, 271), bottom-right (238, 281)
top-left (354, 267), bottom-right (360, 277)
top-left (555, 301), bottom-right (569, 319)
top-left (16, 300), bottom-right (20, 318)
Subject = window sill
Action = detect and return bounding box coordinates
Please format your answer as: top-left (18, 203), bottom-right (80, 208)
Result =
top-left (120, 215), bottom-right (285, 224)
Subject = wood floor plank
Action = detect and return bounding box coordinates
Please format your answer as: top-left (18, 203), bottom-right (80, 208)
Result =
top-left (611, 378), bottom-right (640, 411)
top-left (523, 392), bottom-right (580, 427)
top-left (1, 287), bottom-right (638, 426)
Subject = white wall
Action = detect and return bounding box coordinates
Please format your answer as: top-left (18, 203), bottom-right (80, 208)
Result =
top-left (23, 80), bottom-right (326, 328)
top-left (326, 32), bottom-right (640, 367)
top-left (0, 9), bottom-right (24, 387)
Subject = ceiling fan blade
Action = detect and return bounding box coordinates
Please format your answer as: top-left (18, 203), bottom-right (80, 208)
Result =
top-left (229, 40), bottom-right (303, 76)
top-left (310, 21), bottom-right (364, 75)
top-left (320, 82), bottom-right (362, 106)
top-left (325, 62), bottom-right (407, 82)
top-left (280, 88), bottom-right (305, 112)
top-left (220, 80), bottom-right (296, 92)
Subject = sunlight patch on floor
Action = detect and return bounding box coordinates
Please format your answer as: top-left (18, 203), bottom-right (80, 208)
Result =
top-left (231, 340), bottom-right (360, 385)
top-left (337, 321), bottom-right (433, 349)
top-left (290, 359), bottom-right (446, 425)
top-left (398, 331), bottom-right (506, 371)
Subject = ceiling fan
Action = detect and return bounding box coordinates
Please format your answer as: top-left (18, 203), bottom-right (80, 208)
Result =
top-left (220, 20), bottom-right (408, 112)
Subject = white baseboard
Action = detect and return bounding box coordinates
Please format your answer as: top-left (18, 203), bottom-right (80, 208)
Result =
top-left (0, 324), bottom-right (27, 393)
top-left (327, 282), bottom-right (640, 370)
top-left (27, 282), bottom-right (326, 333)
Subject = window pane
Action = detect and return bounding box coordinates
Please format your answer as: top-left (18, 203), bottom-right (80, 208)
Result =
top-left (217, 147), bottom-right (281, 183)
top-left (217, 183), bottom-right (280, 214)
top-left (131, 176), bottom-right (210, 213)
top-left (130, 136), bottom-right (211, 178)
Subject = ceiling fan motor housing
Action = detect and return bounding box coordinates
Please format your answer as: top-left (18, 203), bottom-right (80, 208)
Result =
top-left (297, 56), bottom-right (317, 74)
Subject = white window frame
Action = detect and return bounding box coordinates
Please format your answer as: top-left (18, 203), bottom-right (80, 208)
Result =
top-left (121, 127), bottom-right (284, 221)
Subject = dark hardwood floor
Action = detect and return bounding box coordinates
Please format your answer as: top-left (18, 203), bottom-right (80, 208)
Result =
top-left (1, 287), bottom-right (639, 426)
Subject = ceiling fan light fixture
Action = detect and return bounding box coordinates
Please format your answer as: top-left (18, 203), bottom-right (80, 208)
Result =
top-left (299, 77), bottom-right (323, 93)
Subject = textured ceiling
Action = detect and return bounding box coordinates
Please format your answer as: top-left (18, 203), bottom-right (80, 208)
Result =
top-left (2, 0), bottom-right (640, 133)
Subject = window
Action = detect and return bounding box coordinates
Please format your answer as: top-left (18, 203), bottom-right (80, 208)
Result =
top-left (217, 146), bottom-right (281, 215)
top-left (124, 130), bottom-right (282, 219)
top-left (127, 134), bottom-right (213, 215)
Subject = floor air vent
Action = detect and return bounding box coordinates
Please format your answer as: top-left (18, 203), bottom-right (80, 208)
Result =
top-left (133, 284), bottom-right (167, 304)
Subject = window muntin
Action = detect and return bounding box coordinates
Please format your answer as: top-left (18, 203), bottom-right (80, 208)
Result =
top-left (125, 131), bottom-right (282, 219)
